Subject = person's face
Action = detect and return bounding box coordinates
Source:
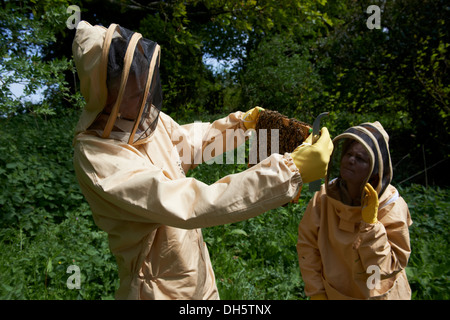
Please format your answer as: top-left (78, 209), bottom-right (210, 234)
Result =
top-left (119, 79), bottom-right (143, 120)
top-left (340, 141), bottom-right (371, 189)
top-left (104, 75), bottom-right (145, 121)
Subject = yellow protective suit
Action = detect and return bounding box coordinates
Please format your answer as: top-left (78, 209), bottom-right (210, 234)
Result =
top-left (297, 122), bottom-right (413, 300)
top-left (72, 21), bottom-right (303, 299)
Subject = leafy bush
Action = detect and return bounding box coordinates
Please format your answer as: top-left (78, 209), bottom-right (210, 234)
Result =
top-left (240, 35), bottom-right (324, 118)
top-left (0, 111), bottom-right (82, 231)
top-left (0, 1), bottom-right (81, 117)
top-left (0, 202), bottom-right (118, 299)
top-left (400, 184), bottom-right (450, 300)
top-left (0, 111), bottom-right (119, 299)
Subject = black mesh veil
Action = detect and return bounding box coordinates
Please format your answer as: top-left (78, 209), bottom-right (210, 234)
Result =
top-left (101, 25), bottom-right (162, 145)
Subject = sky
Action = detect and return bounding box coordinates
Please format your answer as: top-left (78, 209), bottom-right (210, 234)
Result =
top-left (9, 82), bottom-right (45, 104)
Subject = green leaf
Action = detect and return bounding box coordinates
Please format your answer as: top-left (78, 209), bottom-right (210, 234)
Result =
top-left (6, 163), bottom-right (18, 169)
top-left (322, 12), bottom-right (333, 26)
top-left (46, 258), bottom-right (53, 273)
top-left (229, 229), bottom-right (248, 237)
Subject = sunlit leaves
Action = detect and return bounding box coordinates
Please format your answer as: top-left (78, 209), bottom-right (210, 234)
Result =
top-left (0, 1), bottom-right (77, 116)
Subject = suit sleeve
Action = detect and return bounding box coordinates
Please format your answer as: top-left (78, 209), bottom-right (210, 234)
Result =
top-left (74, 137), bottom-right (302, 229)
top-left (167, 111), bottom-right (248, 172)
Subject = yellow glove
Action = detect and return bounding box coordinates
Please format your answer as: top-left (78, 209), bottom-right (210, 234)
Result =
top-left (242, 106), bottom-right (264, 130)
top-left (290, 127), bottom-right (333, 183)
top-left (310, 293), bottom-right (327, 300)
top-left (362, 183), bottom-right (379, 224)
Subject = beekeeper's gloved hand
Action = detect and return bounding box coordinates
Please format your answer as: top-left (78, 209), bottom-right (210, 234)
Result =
top-left (242, 107), bottom-right (264, 130)
top-left (362, 183), bottom-right (379, 224)
top-left (290, 127), bottom-right (333, 183)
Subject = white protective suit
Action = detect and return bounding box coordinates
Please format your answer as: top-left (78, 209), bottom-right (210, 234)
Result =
top-left (297, 122), bottom-right (413, 299)
top-left (72, 21), bottom-right (303, 299)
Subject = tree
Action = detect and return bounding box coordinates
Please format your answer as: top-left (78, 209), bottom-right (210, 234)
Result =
top-left (240, 34), bottom-right (324, 119)
top-left (316, 0), bottom-right (449, 185)
top-left (0, 0), bottom-right (82, 117)
top-left (77, 0), bottom-right (330, 113)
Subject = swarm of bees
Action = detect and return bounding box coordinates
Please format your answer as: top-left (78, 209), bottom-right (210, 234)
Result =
top-left (249, 109), bottom-right (312, 167)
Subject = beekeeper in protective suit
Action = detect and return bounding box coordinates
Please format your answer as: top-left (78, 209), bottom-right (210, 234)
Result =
top-left (72, 21), bottom-right (333, 300)
top-left (297, 122), bottom-right (413, 300)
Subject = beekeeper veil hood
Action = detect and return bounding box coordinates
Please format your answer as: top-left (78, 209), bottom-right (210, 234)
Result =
top-left (325, 121), bottom-right (393, 205)
top-left (73, 21), bottom-right (162, 145)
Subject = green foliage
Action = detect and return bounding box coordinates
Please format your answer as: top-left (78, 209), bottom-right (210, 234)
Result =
top-left (320, 0), bottom-right (449, 126)
top-left (89, 0), bottom-right (330, 114)
top-left (240, 35), bottom-right (324, 118)
top-left (202, 200), bottom-right (309, 300)
top-left (0, 111), bottom-right (118, 299)
top-left (0, 111), bottom-right (82, 231)
top-left (0, 205), bottom-right (118, 299)
top-left (196, 0), bottom-right (330, 62)
top-left (412, 33), bottom-right (449, 126)
top-left (0, 0), bottom-right (80, 116)
top-left (400, 184), bottom-right (450, 300)
top-left (314, 0), bottom-right (449, 185)
top-left (138, 13), bottom-right (209, 113)
top-left (231, 0), bottom-right (449, 185)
